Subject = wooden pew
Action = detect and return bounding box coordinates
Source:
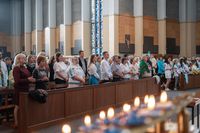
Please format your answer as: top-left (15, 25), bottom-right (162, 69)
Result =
top-left (0, 88), bottom-right (15, 122)
top-left (179, 74), bottom-right (200, 90)
top-left (19, 77), bottom-right (161, 133)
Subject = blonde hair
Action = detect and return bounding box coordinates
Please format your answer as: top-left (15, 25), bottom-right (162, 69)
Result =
top-left (13, 53), bottom-right (26, 68)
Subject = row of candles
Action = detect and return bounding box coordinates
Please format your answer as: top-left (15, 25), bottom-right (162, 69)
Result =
top-left (62, 91), bottom-right (168, 133)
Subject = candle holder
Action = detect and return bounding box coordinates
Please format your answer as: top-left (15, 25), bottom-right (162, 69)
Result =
top-left (78, 93), bottom-right (194, 133)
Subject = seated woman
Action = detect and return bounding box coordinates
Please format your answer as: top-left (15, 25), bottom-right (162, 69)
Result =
top-left (33, 56), bottom-right (49, 89)
top-left (13, 53), bottom-right (36, 127)
top-left (88, 55), bottom-right (100, 85)
top-left (69, 57), bottom-right (85, 84)
top-left (191, 60), bottom-right (200, 74)
top-left (139, 55), bottom-right (151, 78)
top-left (121, 57), bottom-right (132, 80)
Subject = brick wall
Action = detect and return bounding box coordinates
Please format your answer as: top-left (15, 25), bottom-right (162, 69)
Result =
top-left (143, 16), bottom-right (158, 45)
top-left (118, 15), bottom-right (135, 44)
top-left (166, 19), bottom-right (180, 45)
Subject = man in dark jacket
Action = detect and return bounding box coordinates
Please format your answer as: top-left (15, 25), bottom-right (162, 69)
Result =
top-left (78, 50), bottom-right (88, 76)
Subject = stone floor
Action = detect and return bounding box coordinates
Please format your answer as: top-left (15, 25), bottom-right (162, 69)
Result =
top-left (1, 89), bottom-right (200, 133)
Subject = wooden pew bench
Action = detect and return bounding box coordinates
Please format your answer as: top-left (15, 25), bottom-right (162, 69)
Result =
top-left (0, 88), bottom-right (15, 123)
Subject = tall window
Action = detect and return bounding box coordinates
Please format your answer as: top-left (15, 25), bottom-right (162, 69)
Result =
top-left (91, 0), bottom-right (103, 56)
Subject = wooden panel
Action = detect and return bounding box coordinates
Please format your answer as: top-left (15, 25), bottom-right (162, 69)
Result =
top-left (18, 78), bottom-right (161, 132)
top-left (116, 82), bottom-right (133, 104)
top-left (132, 79), bottom-right (147, 98)
top-left (146, 78), bottom-right (160, 96)
top-left (66, 87), bottom-right (93, 115)
top-left (27, 92), bottom-right (65, 126)
top-left (94, 85), bottom-right (116, 109)
top-left (179, 75), bottom-right (200, 90)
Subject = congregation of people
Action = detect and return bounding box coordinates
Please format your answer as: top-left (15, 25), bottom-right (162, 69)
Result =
top-left (1, 50), bottom-right (200, 127)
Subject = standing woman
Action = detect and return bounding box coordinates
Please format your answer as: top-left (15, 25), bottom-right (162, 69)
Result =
top-left (130, 58), bottom-right (140, 80)
top-left (33, 56), bottom-right (49, 90)
top-left (164, 57), bottom-right (172, 91)
top-left (26, 55), bottom-right (36, 74)
top-left (48, 56), bottom-right (55, 81)
top-left (13, 53), bottom-right (35, 127)
top-left (121, 57), bottom-right (132, 80)
top-left (88, 55), bottom-right (100, 85)
top-left (53, 53), bottom-right (69, 84)
top-left (69, 57), bottom-right (85, 84)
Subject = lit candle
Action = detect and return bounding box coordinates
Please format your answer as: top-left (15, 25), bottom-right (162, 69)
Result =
top-left (123, 103), bottom-right (131, 113)
top-left (84, 115), bottom-right (91, 127)
top-left (62, 124), bottom-right (71, 133)
top-left (160, 91), bottom-right (168, 103)
top-left (99, 111), bottom-right (106, 120)
top-left (144, 95), bottom-right (149, 104)
top-left (147, 95), bottom-right (155, 110)
top-left (107, 107), bottom-right (115, 119)
top-left (134, 97), bottom-right (140, 108)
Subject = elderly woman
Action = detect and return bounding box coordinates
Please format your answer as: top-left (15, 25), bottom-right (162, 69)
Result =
top-left (13, 53), bottom-right (36, 127)
top-left (69, 57), bottom-right (85, 84)
top-left (53, 53), bottom-right (69, 84)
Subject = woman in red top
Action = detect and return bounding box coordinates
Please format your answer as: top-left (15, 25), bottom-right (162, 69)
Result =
top-left (13, 53), bottom-right (35, 127)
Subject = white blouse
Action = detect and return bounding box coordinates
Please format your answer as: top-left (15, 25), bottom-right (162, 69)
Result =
top-left (101, 59), bottom-right (113, 80)
top-left (120, 63), bottom-right (131, 79)
top-left (88, 63), bottom-right (100, 79)
top-left (130, 64), bottom-right (139, 80)
top-left (53, 62), bottom-right (69, 80)
top-left (69, 64), bottom-right (85, 84)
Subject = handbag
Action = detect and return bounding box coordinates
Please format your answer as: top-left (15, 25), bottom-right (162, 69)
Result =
top-left (29, 89), bottom-right (48, 103)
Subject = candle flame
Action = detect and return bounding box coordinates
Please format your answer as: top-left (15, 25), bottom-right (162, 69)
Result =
top-left (147, 95), bottom-right (155, 110)
top-left (99, 111), bottom-right (106, 120)
top-left (134, 97), bottom-right (140, 108)
top-left (107, 107), bottom-right (115, 119)
top-left (144, 95), bottom-right (149, 104)
top-left (84, 115), bottom-right (91, 127)
top-left (123, 103), bottom-right (131, 113)
top-left (62, 124), bottom-right (71, 133)
top-left (160, 91), bottom-right (168, 103)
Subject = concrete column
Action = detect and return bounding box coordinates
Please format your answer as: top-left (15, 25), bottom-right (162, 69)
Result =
top-left (157, 0), bottom-right (166, 54)
top-left (48, 0), bottom-right (56, 57)
top-left (11, 0), bottom-right (22, 56)
top-left (134, 0), bottom-right (143, 56)
top-left (180, 0), bottom-right (196, 57)
top-left (179, 0), bottom-right (187, 56)
top-left (64, 0), bottom-right (72, 55)
top-left (81, 0), bottom-right (91, 57)
top-left (36, 0), bottom-right (43, 55)
top-left (186, 0), bottom-right (196, 57)
top-left (103, 0), bottom-right (119, 57)
top-left (24, 0), bottom-right (31, 55)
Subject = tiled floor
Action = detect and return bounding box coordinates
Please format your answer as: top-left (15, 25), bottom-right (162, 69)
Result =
top-left (1, 89), bottom-right (200, 133)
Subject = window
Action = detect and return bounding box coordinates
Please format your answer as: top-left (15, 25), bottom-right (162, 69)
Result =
top-left (91, 0), bottom-right (103, 56)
